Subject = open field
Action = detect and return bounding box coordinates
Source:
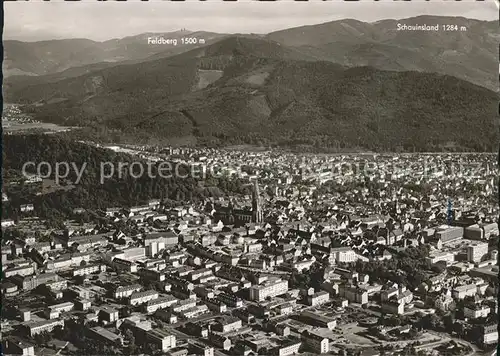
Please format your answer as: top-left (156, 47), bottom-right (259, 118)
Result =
top-left (3, 119), bottom-right (75, 133)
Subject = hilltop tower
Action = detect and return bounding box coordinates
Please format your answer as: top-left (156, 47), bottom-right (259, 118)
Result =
top-left (252, 180), bottom-right (263, 224)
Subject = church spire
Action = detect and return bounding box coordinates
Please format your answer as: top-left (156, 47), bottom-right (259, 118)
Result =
top-left (252, 180), bottom-right (263, 224)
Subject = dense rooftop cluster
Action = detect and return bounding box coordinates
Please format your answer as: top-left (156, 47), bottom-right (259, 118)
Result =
top-left (1, 145), bottom-right (498, 356)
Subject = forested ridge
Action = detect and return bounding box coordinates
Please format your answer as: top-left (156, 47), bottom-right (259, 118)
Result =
top-left (2, 134), bottom-right (251, 221)
top-left (5, 36), bottom-right (498, 152)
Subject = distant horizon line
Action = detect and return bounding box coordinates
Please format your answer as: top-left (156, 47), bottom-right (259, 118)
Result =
top-left (5, 14), bottom-right (493, 43)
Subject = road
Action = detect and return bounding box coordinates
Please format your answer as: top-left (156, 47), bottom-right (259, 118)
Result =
top-left (426, 330), bottom-right (481, 356)
top-left (55, 341), bottom-right (69, 355)
top-left (165, 327), bottom-right (191, 341)
top-left (235, 265), bottom-right (291, 276)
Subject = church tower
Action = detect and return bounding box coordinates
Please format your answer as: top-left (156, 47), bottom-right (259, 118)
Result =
top-left (252, 180), bottom-right (263, 224)
top-left (228, 199), bottom-right (235, 224)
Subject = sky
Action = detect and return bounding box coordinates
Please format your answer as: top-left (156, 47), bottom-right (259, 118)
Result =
top-left (4, 0), bottom-right (498, 42)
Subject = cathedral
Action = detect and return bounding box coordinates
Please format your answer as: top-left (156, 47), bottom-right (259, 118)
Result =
top-left (214, 180), bottom-right (264, 225)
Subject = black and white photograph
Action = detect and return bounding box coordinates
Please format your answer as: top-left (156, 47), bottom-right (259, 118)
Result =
top-left (1, 1), bottom-right (499, 355)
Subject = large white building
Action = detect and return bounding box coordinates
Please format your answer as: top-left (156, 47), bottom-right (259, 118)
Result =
top-left (249, 279), bottom-right (288, 301)
top-left (4, 264), bottom-right (36, 278)
top-left (146, 329), bottom-right (176, 352)
top-left (275, 338), bottom-right (302, 356)
top-left (435, 226), bottom-right (463, 243)
top-left (427, 251), bottom-right (455, 265)
top-left (144, 232), bottom-right (178, 257)
top-left (467, 242), bottom-right (489, 263)
top-left (27, 319), bottom-right (65, 336)
top-left (129, 290), bottom-right (159, 306)
top-left (144, 296), bottom-right (178, 314)
top-left (72, 264), bottom-right (106, 277)
top-left (301, 331), bottom-right (329, 354)
top-left (330, 247), bottom-right (357, 263)
top-left (452, 284), bottom-right (478, 299)
top-left (307, 291), bottom-right (330, 307)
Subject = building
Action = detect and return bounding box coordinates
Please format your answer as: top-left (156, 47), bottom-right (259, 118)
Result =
top-left (144, 232), bottom-right (178, 257)
top-left (301, 330), bottom-right (329, 354)
top-left (274, 337), bottom-right (302, 356)
top-left (3, 282), bottom-right (19, 297)
top-left (189, 268), bottom-right (213, 282)
top-left (217, 292), bottom-right (243, 308)
top-left (165, 275), bottom-right (195, 293)
top-left (26, 319), bottom-right (65, 336)
top-left (307, 291), bottom-right (330, 307)
top-left (12, 273), bottom-right (61, 291)
top-left (300, 311), bottom-right (337, 329)
top-left (114, 284), bottom-right (142, 299)
top-left (1, 219), bottom-right (15, 228)
top-left (215, 181), bottom-right (263, 224)
top-left (426, 252), bottom-right (455, 265)
top-left (482, 324), bottom-right (498, 345)
top-left (66, 233), bottom-right (109, 250)
top-left (99, 306), bottom-right (119, 323)
top-left (452, 284), bottom-right (478, 299)
top-left (249, 279), bottom-right (288, 301)
top-left (44, 302), bottom-right (74, 319)
top-left (233, 308), bottom-right (255, 324)
top-left (381, 299), bottom-right (405, 315)
top-left (4, 263), bottom-right (36, 279)
top-left (434, 294), bottom-right (455, 311)
top-left (203, 297), bottom-right (227, 313)
top-left (45, 278), bottom-right (68, 291)
top-left (464, 304), bottom-right (491, 319)
top-left (125, 205), bottom-right (151, 215)
top-left (179, 305), bottom-right (209, 319)
top-left (72, 264), bottom-right (106, 277)
top-left (189, 342), bottom-right (214, 356)
top-left (166, 347), bottom-right (189, 356)
top-left (381, 288), bottom-right (399, 302)
top-left (144, 296), bottom-right (178, 314)
top-left (119, 247), bottom-right (146, 261)
top-left (275, 302), bottom-right (292, 315)
top-left (75, 299), bottom-right (92, 311)
top-left (154, 309), bottom-right (178, 324)
top-left (66, 286), bottom-right (91, 299)
top-left (139, 268), bottom-right (166, 282)
top-left (338, 284), bottom-right (368, 304)
top-left (86, 327), bottom-right (123, 346)
top-left (166, 251), bottom-right (186, 263)
top-left (112, 257), bottom-right (138, 273)
top-left (467, 242), bottom-right (489, 263)
top-left (435, 226), bottom-right (463, 243)
top-left (129, 290), bottom-right (159, 306)
top-left (330, 247), bottom-right (357, 263)
top-left (3, 337), bottom-right (35, 356)
top-left (212, 316), bottom-right (242, 333)
top-left (20, 204), bottom-right (35, 212)
top-left (208, 333), bottom-right (231, 350)
top-left (482, 223), bottom-right (499, 239)
top-left (171, 299), bottom-right (197, 313)
top-left (465, 223), bottom-right (499, 240)
top-left (245, 243), bottom-right (263, 254)
top-left (146, 329), bottom-right (177, 352)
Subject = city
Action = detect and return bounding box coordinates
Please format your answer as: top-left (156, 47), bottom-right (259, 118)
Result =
top-left (1, 145), bottom-right (498, 356)
top-left (2, 2), bottom-right (498, 356)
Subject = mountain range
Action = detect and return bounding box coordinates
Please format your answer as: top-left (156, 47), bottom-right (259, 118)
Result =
top-left (3, 16), bottom-right (498, 151)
